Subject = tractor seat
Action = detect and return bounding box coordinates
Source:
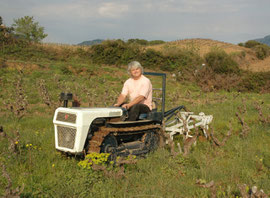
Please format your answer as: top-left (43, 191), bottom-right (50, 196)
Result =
top-left (138, 101), bottom-right (158, 120)
top-left (138, 113), bottom-right (148, 120)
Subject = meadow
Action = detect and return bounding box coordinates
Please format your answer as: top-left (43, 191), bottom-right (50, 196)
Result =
top-left (0, 41), bottom-right (270, 197)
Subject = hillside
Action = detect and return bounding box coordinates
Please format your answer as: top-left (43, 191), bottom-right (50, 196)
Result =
top-left (147, 38), bottom-right (270, 72)
top-left (77, 39), bottom-right (104, 46)
top-left (0, 41), bottom-right (270, 197)
top-left (255, 35), bottom-right (270, 46)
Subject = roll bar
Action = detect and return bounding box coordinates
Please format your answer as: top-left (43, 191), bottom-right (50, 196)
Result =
top-left (143, 72), bottom-right (166, 118)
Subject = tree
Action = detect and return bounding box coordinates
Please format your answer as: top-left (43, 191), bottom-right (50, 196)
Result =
top-left (0, 16), bottom-right (16, 45)
top-left (12, 16), bottom-right (47, 42)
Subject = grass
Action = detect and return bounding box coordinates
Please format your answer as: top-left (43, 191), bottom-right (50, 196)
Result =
top-left (0, 43), bottom-right (270, 197)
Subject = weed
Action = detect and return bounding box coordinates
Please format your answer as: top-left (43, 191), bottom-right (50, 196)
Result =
top-left (78, 153), bottom-right (110, 169)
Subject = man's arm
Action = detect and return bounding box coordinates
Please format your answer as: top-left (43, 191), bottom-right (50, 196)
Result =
top-left (122, 95), bottom-right (145, 109)
top-left (114, 94), bottom-right (126, 107)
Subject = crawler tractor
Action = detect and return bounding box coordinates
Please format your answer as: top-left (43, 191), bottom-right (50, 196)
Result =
top-left (53, 72), bottom-right (213, 158)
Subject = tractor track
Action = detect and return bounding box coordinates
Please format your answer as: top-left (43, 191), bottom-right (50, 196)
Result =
top-left (87, 124), bottom-right (162, 154)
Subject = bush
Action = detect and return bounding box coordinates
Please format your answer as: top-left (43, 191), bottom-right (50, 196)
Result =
top-left (127, 39), bottom-right (165, 46)
top-left (139, 49), bottom-right (163, 69)
top-left (148, 40), bottom-right (166, 45)
top-left (244, 40), bottom-right (262, 48)
top-left (243, 40), bottom-right (270, 60)
top-left (90, 39), bottom-right (202, 71)
top-left (238, 43), bottom-right (244, 47)
top-left (90, 40), bottom-right (140, 65)
top-left (0, 17), bottom-right (29, 49)
top-left (204, 49), bottom-right (240, 74)
top-left (253, 44), bottom-right (270, 60)
top-left (239, 72), bottom-right (270, 92)
top-left (127, 39), bottom-right (148, 45)
top-left (160, 50), bottom-right (202, 72)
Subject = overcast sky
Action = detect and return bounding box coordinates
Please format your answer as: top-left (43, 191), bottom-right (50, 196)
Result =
top-left (1, 0), bottom-right (270, 44)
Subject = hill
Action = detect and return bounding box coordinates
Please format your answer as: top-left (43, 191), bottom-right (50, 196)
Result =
top-left (147, 38), bottom-right (270, 72)
top-left (0, 40), bottom-right (270, 197)
top-left (255, 35), bottom-right (270, 46)
top-left (77, 39), bottom-right (103, 46)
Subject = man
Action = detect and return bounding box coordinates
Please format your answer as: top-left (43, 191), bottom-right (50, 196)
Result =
top-left (114, 61), bottom-right (152, 121)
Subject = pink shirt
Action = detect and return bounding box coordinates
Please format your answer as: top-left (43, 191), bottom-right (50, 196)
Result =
top-left (121, 75), bottom-right (152, 110)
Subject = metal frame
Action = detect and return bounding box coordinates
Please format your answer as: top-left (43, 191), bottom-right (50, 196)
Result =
top-left (143, 72), bottom-right (166, 118)
top-left (144, 72), bottom-right (213, 141)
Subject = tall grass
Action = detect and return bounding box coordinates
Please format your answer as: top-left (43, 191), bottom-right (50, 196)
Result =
top-left (0, 42), bottom-right (270, 197)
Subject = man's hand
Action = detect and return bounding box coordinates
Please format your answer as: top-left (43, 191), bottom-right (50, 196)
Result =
top-left (115, 94), bottom-right (126, 107)
top-left (122, 103), bottom-right (130, 109)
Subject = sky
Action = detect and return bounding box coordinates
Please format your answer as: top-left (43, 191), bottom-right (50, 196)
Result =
top-left (1, 0), bottom-right (270, 45)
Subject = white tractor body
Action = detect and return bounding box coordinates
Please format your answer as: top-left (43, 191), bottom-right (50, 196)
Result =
top-left (53, 107), bottom-right (123, 153)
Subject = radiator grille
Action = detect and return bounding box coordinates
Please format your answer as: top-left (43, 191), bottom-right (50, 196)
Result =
top-left (56, 112), bottom-right (76, 123)
top-left (57, 126), bottom-right (76, 149)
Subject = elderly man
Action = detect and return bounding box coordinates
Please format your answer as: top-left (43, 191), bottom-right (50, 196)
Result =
top-left (114, 61), bottom-right (152, 121)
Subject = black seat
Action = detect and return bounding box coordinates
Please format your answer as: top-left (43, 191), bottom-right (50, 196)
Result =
top-left (138, 101), bottom-right (158, 120)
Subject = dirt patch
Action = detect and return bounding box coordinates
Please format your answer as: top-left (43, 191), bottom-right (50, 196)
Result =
top-left (5, 61), bottom-right (41, 72)
top-left (247, 56), bottom-right (270, 72)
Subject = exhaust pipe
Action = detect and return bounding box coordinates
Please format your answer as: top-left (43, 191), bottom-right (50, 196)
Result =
top-left (60, 93), bottom-right (73, 107)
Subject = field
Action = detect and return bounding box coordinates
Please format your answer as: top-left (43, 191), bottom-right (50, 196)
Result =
top-left (0, 40), bottom-right (270, 197)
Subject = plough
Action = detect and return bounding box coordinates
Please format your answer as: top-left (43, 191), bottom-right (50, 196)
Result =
top-left (165, 110), bottom-right (213, 141)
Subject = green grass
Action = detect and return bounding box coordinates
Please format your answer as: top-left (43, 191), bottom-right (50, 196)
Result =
top-left (0, 46), bottom-right (270, 197)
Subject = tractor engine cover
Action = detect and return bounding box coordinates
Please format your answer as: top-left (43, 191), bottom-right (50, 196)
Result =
top-left (53, 107), bottom-right (123, 153)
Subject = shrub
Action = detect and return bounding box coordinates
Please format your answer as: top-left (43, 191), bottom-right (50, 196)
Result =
top-left (177, 50), bottom-right (202, 70)
top-left (120, 43), bottom-right (141, 64)
top-left (127, 39), bottom-right (165, 46)
top-left (90, 40), bottom-right (140, 65)
top-left (244, 40), bottom-right (262, 48)
top-left (78, 153), bottom-right (110, 169)
top-left (242, 40), bottom-right (270, 60)
top-left (90, 40), bottom-right (123, 64)
top-left (127, 39), bottom-right (148, 45)
top-left (160, 53), bottom-right (180, 71)
top-left (238, 43), bottom-right (244, 47)
top-left (160, 50), bottom-right (202, 72)
top-left (0, 17), bottom-right (29, 51)
top-left (238, 72), bottom-right (270, 92)
top-left (253, 44), bottom-right (270, 60)
top-left (139, 49), bottom-right (163, 68)
top-left (148, 40), bottom-right (166, 45)
top-left (204, 49), bottom-right (240, 74)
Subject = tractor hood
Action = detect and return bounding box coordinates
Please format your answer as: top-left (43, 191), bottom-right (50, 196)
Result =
top-left (53, 107), bottom-right (123, 153)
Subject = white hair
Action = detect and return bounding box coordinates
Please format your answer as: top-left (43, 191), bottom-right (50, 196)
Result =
top-left (127, 61), bottom-right (144, 75)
